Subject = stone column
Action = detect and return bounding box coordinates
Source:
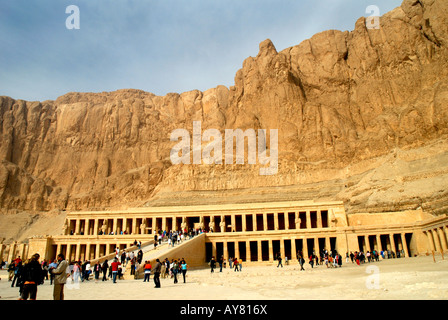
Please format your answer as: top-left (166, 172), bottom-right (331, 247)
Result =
top-left (112, 218), bottom-right (118, 234)
top-left (268, 239), bottom-right (274, 262)
top-left (93, 219), bottom-right (99, 236)
top-left (306, 211), bottom-right (311, 229)
top-left (291, 238), bottom-right (297, 260)
top-left (172, 216), bottom-right (177, 231)
top-left (400, 233), bottom-right (409, 257)
top-left (280, 239), bottom-right (285, 260)
top-left (122, 218), bottom-right (128, 235)
top-left (85, 244), bottom-right (91, 261)
top-left (438, 227), bottom-right (448, 252)
top-left (246, 240), bottom-right (251, 261)
top-left (325, 237), bottom-right (331, 252)
top-left (257, 240), bottom-right (262, 262)
top-left (235, 241), bottom-right (240, 260)
top-left (223, 241), bottom-right (228, 262)
top-left (365, 235), bottom-right (371, 252)
top-left (426, 231), bottom-right (436, 253)
top-left (314, 237), bottom-right (320, 256)
top-left (376, 234), bottom-right (382, 251)
top-left (242, 214), bottom-right (247, 232)
top-left (66, 244), bottom-right (72, 262)
top-left (317, 211), bottom-right (322, 228)
top-left (56, 244), bottom-right (62, 257)
top-left (162, 217), bottom-right (167, 232)
top-left (75, 219), bottom-right (81, 235)
top-left (75, 243), bottom-right (81, 261)
top-left (274, 213), bottom-right (279, 230)
top-left (152, 218), bottom-right (157, 234)
top-left (263, 213), bottom-right (268, 231)
top-left (95, 244), bottom-right (100, 260)
top-left (389, 234), bottom-right (396, 254)
top-left (253, 213), bottom-right (258, 231)
top-left (212, 241), bottom-right (216, 259)
top-left (231, 215), bottom-right (236, 232)
top-left (285, 213), bottom-right (290, 230)
top-left (303, 238), bottom-right (309, 260)
top-left (432, 229), bottom-right (442, 253)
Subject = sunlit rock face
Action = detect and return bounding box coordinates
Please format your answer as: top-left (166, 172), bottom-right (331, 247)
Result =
top-left (0, 0), bottom-right (447, 217)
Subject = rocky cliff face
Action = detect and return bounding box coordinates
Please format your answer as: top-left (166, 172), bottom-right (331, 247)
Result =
top-left (1, 0), bottom-right (448, 218)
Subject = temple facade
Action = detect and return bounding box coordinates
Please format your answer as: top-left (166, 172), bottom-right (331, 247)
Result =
top-left (3, 200), bottom-right (448, 265)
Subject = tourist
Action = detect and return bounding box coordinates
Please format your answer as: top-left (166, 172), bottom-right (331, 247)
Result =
top-left (8, 260), bottom-right (15, 281)
top-left (219, 256), bottom-right (223, 272)
top-left (137, 250), bottom-right (143, 264)
top-left (337, 253), bottom-right (343, 267)
top-left (19, 253), bottom-right (43, 300)
top-left (165, 258), bottom-right (171, 277)
top-left (309, 256), bottom-right (314, 268)
top-left (101, 259), bottom-right (109, 281)
top-left (181, 259), bottom-right (187, 283)
top-left (161, 261), bottom-right (167, 279)
top-left (172, 260), bottom-right (179, 283)
top-left (49, 259), bottom-right (58, 284)
top-left (210, 256), bottom-right (216, 273)
top-left (233, 258), bottom-right (239, 272)
top-left (153, 259), bottom-right (162, 288)
top-left (11, 260), bottom-right (22, 288)
top-left (111, 258), bottom-right (121, 283)
top-left (239, 258), bottom-right (243, 271)
top-left (120, 251), bottom-right (126, 265)
top-left (51, 253), bottom-right (69, 300)
top-left (41, 259), bottom-right (49, 283)
top-left (277, 253), bottom-right (283, 268)
top-left (93, 261), bottom-right (101, 281)
top-left (298, 255), bottom-right (305, 271)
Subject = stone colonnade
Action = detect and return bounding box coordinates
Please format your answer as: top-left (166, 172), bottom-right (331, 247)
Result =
top-left (63, 209), bottom-right (332, 236)
top-left (13, 202), bottom-right (448, 264)
top-left (423, 224), bottom-right (448, 255)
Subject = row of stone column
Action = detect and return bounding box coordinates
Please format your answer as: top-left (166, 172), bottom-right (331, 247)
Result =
top-left (424, 225), bottom-right (448, 254)
top-left (210, 236), bottom-right (336, 263)
top-left (65, 210), bottom-right (331, 236)
top-left (358, 233), bottom-right (410, 257)
top-left (55, 241), bottom-right (131, 262)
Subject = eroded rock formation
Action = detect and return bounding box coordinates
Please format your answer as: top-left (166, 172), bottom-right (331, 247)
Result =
top-left (1, 0), bottom-right (447, 224)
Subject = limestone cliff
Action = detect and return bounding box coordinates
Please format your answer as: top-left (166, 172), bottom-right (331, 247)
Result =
top-left (1, 0), bottom-right (448, 225)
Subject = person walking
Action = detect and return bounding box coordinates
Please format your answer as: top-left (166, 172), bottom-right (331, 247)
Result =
top-left (111, 258), bottom-right (121, 283)
top-left (143, 260), bottom-right (152, 282)
top-left (218, 256), bottom-right (223, 272)
top-left (298, 255), bottom-right (305, 271)
top-left (210, 257), bottom-right (216, 273)
top-left (153, 259), bottom-right (162, 288)
top-left (233, 258), bottom-right (239, 272)
top-left (51, 253), bottom-right (69, 300)
top-left (19, 254), bottom-right (43, 300)
top-left (180, 259), bottom-right (187, 283)
top-left (172, 260), bottom-right (179, 284)
top-left (277, 253), bottom-right (283, 268)
top-left (11, 260), bottom-right (23, 288)
top-left (93, 261), bottom-right (101, 281)
top-left (101, 259), bottom-right (109, 281)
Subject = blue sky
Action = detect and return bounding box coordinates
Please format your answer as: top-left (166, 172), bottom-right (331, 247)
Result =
top-left (0, 0), bottom-right (402, 102)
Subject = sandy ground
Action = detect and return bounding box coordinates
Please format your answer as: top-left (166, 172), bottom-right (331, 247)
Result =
top-left (1, 255), bottom-right (447, 301)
